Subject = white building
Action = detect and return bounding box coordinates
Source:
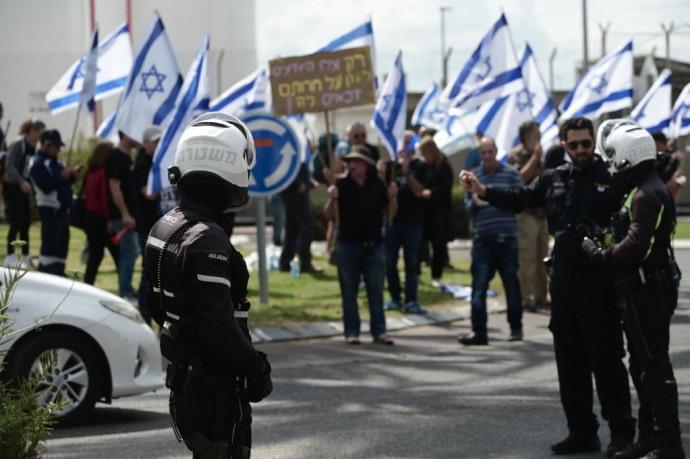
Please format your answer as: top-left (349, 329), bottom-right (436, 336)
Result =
top-left (0, 0), bottom-right (256, 146)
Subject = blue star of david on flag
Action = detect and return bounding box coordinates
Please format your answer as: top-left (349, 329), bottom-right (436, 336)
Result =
top-left (381, 94), bottom-right (392, 112)
top-left (516, 89), bottom-right (535, 112)
top-left (139, 65), bottom-right (166, 99)
top-left (473, 56), bottom-right (492, 82)
top-left (587, 74), bottom-right (608, 95)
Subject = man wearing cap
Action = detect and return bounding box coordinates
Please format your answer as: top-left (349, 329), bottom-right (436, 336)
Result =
top-left (324, 145), bottom-right (397, 345)
top-left (29, 129), bottom-right (83, 275)
top-left (133, 126), bottom-right (162, 324)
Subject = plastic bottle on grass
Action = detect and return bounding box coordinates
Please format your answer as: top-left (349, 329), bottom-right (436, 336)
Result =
top-left (289, 257), bottom-right (300, 278)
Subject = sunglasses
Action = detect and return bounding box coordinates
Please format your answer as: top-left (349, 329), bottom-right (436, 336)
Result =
top-left (352, 133), bottom-right (366, 139)
top-left (566, 139), bottom-right (593, 150)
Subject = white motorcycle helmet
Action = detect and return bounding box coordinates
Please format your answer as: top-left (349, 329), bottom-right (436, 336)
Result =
top-left (168, 112), bottom-right (256, 209)
top-left (595, 118), bottom-right (637, 157)
top-left (597, 120), bottom-right (656, 177)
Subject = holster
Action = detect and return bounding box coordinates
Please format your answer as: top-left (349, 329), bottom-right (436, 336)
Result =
top-left (614, 259), bottom-right (681, 295)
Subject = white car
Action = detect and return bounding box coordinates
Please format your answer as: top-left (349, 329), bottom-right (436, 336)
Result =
top-left (0, 268), bottom-right (163, 425)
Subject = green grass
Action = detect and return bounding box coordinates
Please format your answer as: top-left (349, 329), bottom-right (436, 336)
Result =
top-left (0, 222), bottom-right (498, 327)
top-left (674, 221), bottom-right (690, 239)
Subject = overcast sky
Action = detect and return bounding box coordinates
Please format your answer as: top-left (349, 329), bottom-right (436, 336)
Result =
top-left (256, 0), bottom-right (690, 93)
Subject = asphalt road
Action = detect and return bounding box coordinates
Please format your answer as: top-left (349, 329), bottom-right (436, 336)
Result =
top-left (43, 251), bottom-right (690, 458)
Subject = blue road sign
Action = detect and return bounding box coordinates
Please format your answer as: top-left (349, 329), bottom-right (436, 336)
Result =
top-left (243, 112), bottom-right (302, 196)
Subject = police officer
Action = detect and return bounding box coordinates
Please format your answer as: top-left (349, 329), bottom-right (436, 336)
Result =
top-left (582, 121), bottom-right (684, 459)
top-left (459, 117), bottom-right (635, 457)
top-left (146, 113), bottom-right (272, 458)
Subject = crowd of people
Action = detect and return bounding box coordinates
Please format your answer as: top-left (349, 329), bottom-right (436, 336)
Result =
top-left (0, 114), bottom-right (169, 326)
top-left (0, 105), bottom-right (685, 457)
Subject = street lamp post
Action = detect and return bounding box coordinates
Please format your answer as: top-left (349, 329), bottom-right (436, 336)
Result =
top-left (440, 6), bottom-right (452, 88)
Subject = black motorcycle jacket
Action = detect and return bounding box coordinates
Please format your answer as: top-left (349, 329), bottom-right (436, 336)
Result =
top-left (146, 197), bottom-right (267, 377)
top-left (483, 158), bottom-right (621, 273)
top-left (601, 168), bottom-right (676, 275)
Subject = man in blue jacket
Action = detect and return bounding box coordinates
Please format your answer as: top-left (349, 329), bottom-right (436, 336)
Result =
top-left (29, 130), bottom-right (82, 275)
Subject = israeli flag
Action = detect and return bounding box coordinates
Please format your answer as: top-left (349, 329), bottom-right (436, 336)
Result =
top-left (99, 11), bottom-right (183, 143)
top-left (631, 69), bottom-right (672, 135)
top-left (148, 34), bottom-right (210, 194)
top-left (373, 51), bottom-right (406, 158)
top-left (520, 44), bottom-right (559, 150)
top-left (210, 67), bottom-right (271, 117)
top-left (316, 17), bottom-right (376, 80)
top-left (440, 14), bottom-right (525, 112)
top-left (46, 22), bottom-right (132, 114)
top-left (472, 44), bottom-right (559, 159)
top-left (559, 41), bottom-right (633, 121)
top-left (670, 82), bottom-right (690, 138)
top-left (79, 25), bottom-right (99, 112)
top-left (412, 83), bottom-right (447, 130)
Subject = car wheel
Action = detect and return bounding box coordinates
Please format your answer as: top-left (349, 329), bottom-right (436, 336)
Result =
top-left (7, 331), bottom-right (103, 425)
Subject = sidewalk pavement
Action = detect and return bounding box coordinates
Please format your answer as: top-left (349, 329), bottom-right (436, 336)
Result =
top-left (231, 225), bottom-right (690, 344)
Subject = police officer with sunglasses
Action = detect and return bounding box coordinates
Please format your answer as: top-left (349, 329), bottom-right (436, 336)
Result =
top-left (460, 117), bottom-right (635, 457)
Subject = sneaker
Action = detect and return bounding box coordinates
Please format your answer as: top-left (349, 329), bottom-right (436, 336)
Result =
top-left (404, 301), bottom-right (428, 314)
top-left (458, 332), bottom-right (488, 345)
top-left (384, 299), bottom-right (403, 311)
top-left (122, 296), bottom-right (138, 306)
top-left (551, 434), bottom-right (601, 455)
top-left (4, 254), bottom-right (19, 268)
top-left (508, 330), bottom-right (524, 342)
top-left (431, 278), bottom-right (442, 288)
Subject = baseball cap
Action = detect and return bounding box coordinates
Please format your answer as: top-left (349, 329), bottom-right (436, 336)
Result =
top-left (41, 129), bottom-right (65, 146)
top-left (143, 126), bottom-right (163, 143)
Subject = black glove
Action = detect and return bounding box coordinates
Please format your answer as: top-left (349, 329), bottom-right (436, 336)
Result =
top-left (247, 352), bottom-right (273, 403)
top-left (581, 237), bottom-right (604, 265)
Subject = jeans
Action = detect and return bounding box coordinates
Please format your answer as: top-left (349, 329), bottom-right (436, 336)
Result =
top-left (470, 237), bottom-right (522, 336)
top-left (337, 240), bottom-right (386, 338)
top-left (110, 218), bottom-right (140, 298)
top-left (279, 192), bottom-right (315, 270)
top-left (385, 222), bottom-right (422, 303)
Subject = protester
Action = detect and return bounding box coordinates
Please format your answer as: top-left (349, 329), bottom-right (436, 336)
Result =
top-left (132, 126), bottom-right (162, 325)
top-left (583, 122), bottom-right (684, 459)
top-left (418, 136), bottom-right (454, 287)
top-left (146, 112), bottom-right (272, 458)
top-left (346, 122), bottom-right (380, 162)
top-left (3, 118), bottom-right (45, 268)
top-left (460, 136), bottom-right (523, 345)
top-left (29, 129), bottom-right (82, 276)
top-left (508, 120), bottom-right (549, 311)
top-left (324, 146), bottom-right (397, 345)
top-left (83, 141), bottom-right (119, 285)
top-left (106, 131), bottom-right (140, 302)
top-left (652, 131), bottom-right (685, 199)
top-left (381, 131), bottom-right (427, 315)
top-left (459, 117), bottom-right (635, 457)
top-left (278, 162), bottom-right (322, 274)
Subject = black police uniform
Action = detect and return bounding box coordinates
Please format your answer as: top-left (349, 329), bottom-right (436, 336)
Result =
top-left (146, 197), bottom-right (272, 459)
top-left (482, 158), bottom-right (636, 444)
top-left (596, 167), bottom-right (684, 457)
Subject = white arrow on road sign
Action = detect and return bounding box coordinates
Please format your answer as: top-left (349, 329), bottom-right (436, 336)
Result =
top-left (264, 143), bottom-right (297, 187)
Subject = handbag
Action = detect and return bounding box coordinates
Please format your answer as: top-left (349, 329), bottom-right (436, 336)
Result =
top-left (69, 176), bottom-right (86, 229)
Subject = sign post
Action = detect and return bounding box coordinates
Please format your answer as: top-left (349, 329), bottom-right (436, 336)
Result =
top-left (244, 112), bottom-right (303, 305)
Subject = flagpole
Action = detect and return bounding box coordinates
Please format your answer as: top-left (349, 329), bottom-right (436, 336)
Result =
top-left (67, 104), bottom-right (83, 164)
